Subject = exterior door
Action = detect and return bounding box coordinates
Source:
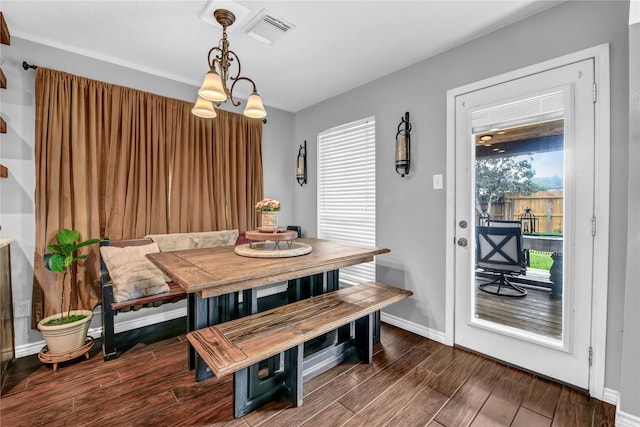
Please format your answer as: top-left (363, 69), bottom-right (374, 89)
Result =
top-left (453, 59), bottom-right (595, 389)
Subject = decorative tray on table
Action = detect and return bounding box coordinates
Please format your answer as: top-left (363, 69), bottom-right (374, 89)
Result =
top-left (257, 226), bottom-right (288, 233)
top-left (235, 229), bottom-right (312, 258)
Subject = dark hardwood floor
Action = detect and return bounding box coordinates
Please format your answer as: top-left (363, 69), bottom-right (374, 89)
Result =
top-left (0, 319), bottom-right (614, 426)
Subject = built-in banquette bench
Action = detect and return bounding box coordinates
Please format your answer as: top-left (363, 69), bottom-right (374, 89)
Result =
top-left (99, 230), bottom-right (244, 361)
top-left (187, 282), bottom-right (412, 418)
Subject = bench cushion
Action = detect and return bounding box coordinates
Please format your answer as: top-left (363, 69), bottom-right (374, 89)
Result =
top-left (100, 243), bottom-right (170, 303)
top-left (187, 282), bottom-right (412, 377)
top-left (145, 230), bottom-right (239, 252)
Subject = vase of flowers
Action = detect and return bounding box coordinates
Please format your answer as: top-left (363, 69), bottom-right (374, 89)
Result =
top-left (256, 198), bottom-right (281, 231)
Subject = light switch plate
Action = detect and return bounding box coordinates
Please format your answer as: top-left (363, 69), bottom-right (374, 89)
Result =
top-left (433, 174), bottom-right (443, 190)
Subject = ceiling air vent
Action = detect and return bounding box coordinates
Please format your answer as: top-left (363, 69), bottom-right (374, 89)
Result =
top-left (244, 10), bottom-right (295, 44)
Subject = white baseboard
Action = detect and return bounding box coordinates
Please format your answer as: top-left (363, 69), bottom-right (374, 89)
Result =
top-left (109, 306), bottom-right (187, 335)
top-left (380, 312), bottom-right (447, 344)
top-left (603, 387), bottom-right (619, 406)
top-left (15, 306), bottom-right (188, 359)
top-left (617, 408), bottom-right (640, 427)
top-left (15, 339), bottom-right (50, 359)
top-left (598, 387), bottom-right (640, 427)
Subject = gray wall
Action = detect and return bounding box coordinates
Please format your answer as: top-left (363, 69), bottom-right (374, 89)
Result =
top-left (0, 37), bottom-right (294, 350)
top-left (621, 13), bottom-right (640, 419)
top-left (293, 0), bottom-right (630, 395)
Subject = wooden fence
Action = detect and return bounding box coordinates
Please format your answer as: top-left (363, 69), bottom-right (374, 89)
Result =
top-left (479, 190), bottom-right (564, 233)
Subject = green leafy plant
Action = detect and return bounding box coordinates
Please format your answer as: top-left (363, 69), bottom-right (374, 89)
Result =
top-left (475, 157), bottom-right (545, 215)
top-left (43, 228), bottom-right (102, 325)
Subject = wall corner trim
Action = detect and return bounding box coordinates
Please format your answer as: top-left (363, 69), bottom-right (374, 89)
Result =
top-left (630, 0), bottom-right (640, 25)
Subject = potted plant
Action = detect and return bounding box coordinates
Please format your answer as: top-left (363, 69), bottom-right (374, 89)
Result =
top-left (255, 198), bottom-right (281, 231)
top-left (37, 228), bottom-right (102, 354)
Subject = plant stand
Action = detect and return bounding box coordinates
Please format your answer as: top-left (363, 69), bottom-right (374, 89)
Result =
top-left (38, 337), bottom-right (94, 372)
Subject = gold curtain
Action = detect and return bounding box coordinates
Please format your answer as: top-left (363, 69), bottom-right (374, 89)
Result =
top-left (33, 68), bottom-right (263, 324)
top-left (103, 88), bottom-right (173, 239)
top-left (169, 108), bottom-right (263, 232)
top-left (33, 69), bottom-right (109, 325)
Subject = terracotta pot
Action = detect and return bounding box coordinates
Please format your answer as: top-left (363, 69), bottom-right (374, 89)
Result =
top-left (37, 310), bottom-right (93, 354)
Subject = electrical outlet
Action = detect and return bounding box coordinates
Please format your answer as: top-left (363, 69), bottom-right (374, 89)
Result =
top-left (14, 300), bottom-right (30, 318)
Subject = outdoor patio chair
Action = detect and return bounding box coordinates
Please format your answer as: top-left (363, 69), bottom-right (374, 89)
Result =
top-left (476, 225), bottom-right (528, 297)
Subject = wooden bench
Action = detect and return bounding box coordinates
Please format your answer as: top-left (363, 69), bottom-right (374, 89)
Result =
top-left (99, 238), bottom-right (187, 361)
top-left (100, 233), bottom-right (250, 361)
top-left (186, 282), bottom-right (412, 417)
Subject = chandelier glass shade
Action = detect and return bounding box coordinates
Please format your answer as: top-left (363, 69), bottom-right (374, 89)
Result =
top-left (192, 95), bottom-right (217, 118)
top-left (192, 9), bottom-right (267, 119)
top-left (198, 70), bottom-right (227, 102)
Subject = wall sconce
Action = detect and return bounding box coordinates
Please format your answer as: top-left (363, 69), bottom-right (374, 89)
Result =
top-left (396, 112), bottom-right (412, 177)
top-left (296, 140), bottom-right (307, 186)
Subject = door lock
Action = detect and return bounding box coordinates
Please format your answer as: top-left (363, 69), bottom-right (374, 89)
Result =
top-left (457, 238), bottom-right (468, 247)
top-left (459, 220), bottom-right (468, 229)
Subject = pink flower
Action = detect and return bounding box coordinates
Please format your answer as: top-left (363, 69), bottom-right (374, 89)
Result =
top-left (255, 198), bottom-right (281, 212)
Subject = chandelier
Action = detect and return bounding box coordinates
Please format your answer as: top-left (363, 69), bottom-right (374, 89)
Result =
top-left (192, 9), bottom-right (267, 119)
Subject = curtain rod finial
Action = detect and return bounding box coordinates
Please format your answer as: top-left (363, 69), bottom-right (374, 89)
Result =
top-left (23, 61), bottom-right (37, 71)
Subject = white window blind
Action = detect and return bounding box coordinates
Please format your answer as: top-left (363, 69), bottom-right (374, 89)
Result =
top-left (471, 90), bottom-right (565, 133)
top-left (317, 117), bottom-right (376, 286)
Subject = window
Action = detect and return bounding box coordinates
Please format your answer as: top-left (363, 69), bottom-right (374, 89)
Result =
top-left (317, 117), bottom-right (376, 286)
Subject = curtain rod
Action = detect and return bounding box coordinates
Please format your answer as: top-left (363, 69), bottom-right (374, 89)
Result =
top-left (19, 60), bottom-right (266, 124)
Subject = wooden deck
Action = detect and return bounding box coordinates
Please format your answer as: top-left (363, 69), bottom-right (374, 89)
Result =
top-left (475, 272), bottom-right (562, 340)
top-left (0, 319), bottom-right (613, 426)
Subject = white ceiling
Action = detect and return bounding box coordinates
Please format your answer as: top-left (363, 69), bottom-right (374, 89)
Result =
top-left (2, 0), bottom-right (561, 113)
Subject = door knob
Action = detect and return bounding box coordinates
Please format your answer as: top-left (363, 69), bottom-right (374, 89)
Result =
top-left (457, 238), bottom-right (468, 247)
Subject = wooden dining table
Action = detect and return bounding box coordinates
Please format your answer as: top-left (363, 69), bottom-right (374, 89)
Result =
top-left (147, 238), bottom-right (390, 389)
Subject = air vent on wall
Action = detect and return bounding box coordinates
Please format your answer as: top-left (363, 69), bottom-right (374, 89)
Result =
top-left (244, 10), bottom-right (295, 44)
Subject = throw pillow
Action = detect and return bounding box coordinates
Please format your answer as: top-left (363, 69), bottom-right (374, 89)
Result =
top-left (100, 243), bottom-right (170, 303)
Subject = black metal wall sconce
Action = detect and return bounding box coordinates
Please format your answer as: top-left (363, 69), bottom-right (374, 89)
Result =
top-left (296, 140), bottom-right (307, 186)
top-left (396, 112), bottom-right (411, 177)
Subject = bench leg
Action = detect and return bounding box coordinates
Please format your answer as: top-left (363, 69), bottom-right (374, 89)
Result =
top-left (233, 368), bottom-right (250, 418)
top-left (232, 344), bottom-right (303, 418)
top-left (373, 310), bottom-right (381, 345)
top-left (233, 361), bottom-right (290, 418)
top-left (187, 293), bottom-right (198, 372)
top-left (354, 313), bottom-right (374, 363)
top-left (190, 292), bottom-right (244, 382)
top-left (101, 283), bottom-right (118, 361)
top-left (284, 343), bottom-right (304, 407)
top-left (189, 293), bottom-right (220, 381)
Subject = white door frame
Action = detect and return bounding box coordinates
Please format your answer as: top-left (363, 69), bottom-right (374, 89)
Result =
top-left (445, 44), bottom-right (610, 399)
